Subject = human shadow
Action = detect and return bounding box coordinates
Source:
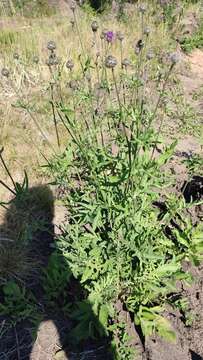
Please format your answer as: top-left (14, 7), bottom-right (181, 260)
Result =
top-left (0, 185), bottom-right (113, 360)
top-left (190, 350), bottom-right (203, 360)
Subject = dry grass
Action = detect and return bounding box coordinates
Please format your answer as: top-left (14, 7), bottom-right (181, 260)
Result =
top-left (0, 184), bottom-right (54, 282)
top-left (0, 5), bottom-right (173, 198)
top-left (0, 0), bottom-right (202, 308)
top-left (0, 1), bottom-right (201, 233)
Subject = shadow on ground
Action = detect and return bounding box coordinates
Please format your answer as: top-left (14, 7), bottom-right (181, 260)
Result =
top-left (0, 185), bottom-right (112, 360)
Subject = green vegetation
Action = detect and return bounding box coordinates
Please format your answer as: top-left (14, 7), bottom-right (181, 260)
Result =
top-left (0, 0), bottom-right (203, 359)
top-left (180, 22), bottom-right (203, 53)
top-left (0, 0), bottom-right (56, 17)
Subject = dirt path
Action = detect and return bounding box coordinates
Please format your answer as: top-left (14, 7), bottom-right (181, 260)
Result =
top-left (180, 49), bottom-right (203, 118)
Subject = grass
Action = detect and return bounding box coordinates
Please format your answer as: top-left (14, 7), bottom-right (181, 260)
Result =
top-left (180, 21), bottom-right (203, 53)
top-left (0, 4), bottom-right (174, 203)
top-left (0, 0), bottom-right (56, 17)
top-left (0, 1), bottom-right (203, 359)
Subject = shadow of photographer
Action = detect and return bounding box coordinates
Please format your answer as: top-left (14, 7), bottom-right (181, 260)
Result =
top-left (0, 185), bottom-right (113, 360)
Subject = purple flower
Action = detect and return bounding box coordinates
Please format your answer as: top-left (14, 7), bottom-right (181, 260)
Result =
top-left (105, 31), bottom-right (114, 43)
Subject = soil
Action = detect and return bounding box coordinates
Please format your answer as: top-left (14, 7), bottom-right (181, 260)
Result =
top-left (143, 49), bottom-right (203, 360)
top-left (145, 263), bottom-right (203, 360)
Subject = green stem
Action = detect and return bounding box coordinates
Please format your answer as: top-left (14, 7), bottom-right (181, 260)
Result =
top-left (0, 180), bottom-right (16, 196)
top-left (0, 150), bottom-right (16, 189)
top-left (50, 83), bottom-right (60, 148)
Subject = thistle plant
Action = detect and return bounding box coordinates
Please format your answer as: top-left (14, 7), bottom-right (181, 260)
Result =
top-left (43, 10), bottom-right (203, 359)
top-left (1, 4), bottom-right (202, 358)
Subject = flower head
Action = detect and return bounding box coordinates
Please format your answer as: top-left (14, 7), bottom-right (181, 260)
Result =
top-left (91, 21), bottom-right (99, 33)
top-left (146, 50), bottom-right (154, 60)
top-left (138, 4), bottom-right (147, 13)
top-left (70, 1), bottom-right (76, 12)
top-left (33, 55), bottom-right (39, 64)
top-left (66, 59), bottom-right (74, 70)
top-left (13, 52), bottom-right (19, 60)
top-left (169, 52), bottom-right (180, 65)
top-left (117, 31), bottom-right (124, 42)
top-left (70, 19), bottom-right (75, 27)
top-left (46, 53), bottom-right (59, 66)
top-left (105, 31), bottom-right (114, 43)
top-left (1, 68), bottom-right (9, 77)
top-left (144, 26), bottom-right (150, 36)
top-left (105, 55), bottom-right (117, 69)
top-left (122, 58), bottom-right (131, 68)
top-left (47, 41), bottom-right (56, 51)
top-left (134, 39), bottom-right (144, 54)
top-left (68, 80), bottom-right (79, 91)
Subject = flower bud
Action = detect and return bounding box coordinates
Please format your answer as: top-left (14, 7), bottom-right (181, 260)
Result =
top-left (122, 58), bottom-right (131, 68)
top-left (139, 4), bottom-right (147, 13)
top-left (70, 1), bottom-right (76, 12)
top-left (169, 52), bottom-right (180, 64)
top-left (1, 68), bottom-right (9, 77)
top-left (91, 21), bottom-right (99, 33)
top-left (105, 55), bottom-right (117, 69)
top-left (117, 31), bottom-right (124, 42)
top-left (105, 31), bottom-right (114, 43)
top-left (47, 41), bottom-right (56, 51)
top-left (146, 50), bottom-right (154, 60)
top-left (144, 27), bottom-right (150, 36)
top-left (68, 80), bottom-right (79, 91)
top-left (33, 55), bottom-right (39, 64)
top-left (66, 59), bottom-right (74, 70)
top-left (13, 52), bottom-right (19, 60)
top-left (70, 19), bottom-right (75, 27)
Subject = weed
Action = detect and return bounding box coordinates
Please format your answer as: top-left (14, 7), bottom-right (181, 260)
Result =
top-left (42, 252), bottom-right (72, 309)
top-left (183, 153), bottom-right (203, 176)
top-left (0, 0), bottom-right (56, 17)
top-left (43, 5), bottom-right (203, 357)
top-left (180, 22), bottom-right (203, 53)
top-left (0, 281), bottom-right (39, 325)
top-left (0, 1), bottom-right (202, 358)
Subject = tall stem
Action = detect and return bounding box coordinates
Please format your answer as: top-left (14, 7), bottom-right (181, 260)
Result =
top-left (0, 149), bottom-right (16, 189)
top-left (50, 82), bottom-right (60, 148)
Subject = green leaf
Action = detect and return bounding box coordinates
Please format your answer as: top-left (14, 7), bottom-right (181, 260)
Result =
top-left (157, 140), bottom-right (177, 166)
top-left (81, 267), bottom-right (94, 283)
top-left (99, 304), bottom-right (109, 329)
top-left (158, 327), bottom-right (176, 342)
top-left (3, 281), bottom-right (21, 297)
